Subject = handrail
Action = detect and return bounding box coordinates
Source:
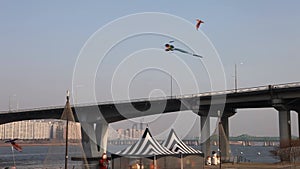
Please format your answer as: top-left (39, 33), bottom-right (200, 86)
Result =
top-left (1, 82), bottom-right (300, 113)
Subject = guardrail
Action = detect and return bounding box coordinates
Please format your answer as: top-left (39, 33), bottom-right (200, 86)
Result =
top-left (1, 82), bottom-right (300, 114)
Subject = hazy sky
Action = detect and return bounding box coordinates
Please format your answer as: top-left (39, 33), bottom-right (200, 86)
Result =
top-left (0, 1), bottom-right (299, 137)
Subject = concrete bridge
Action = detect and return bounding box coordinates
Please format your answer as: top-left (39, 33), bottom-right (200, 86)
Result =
top-left (1, 82), bottom-right (300, 162)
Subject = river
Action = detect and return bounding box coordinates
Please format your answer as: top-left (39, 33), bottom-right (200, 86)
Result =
top-left (0, 144), bottom-right (279, 168)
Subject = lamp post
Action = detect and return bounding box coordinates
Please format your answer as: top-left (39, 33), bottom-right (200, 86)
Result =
top-left (217, 110), bottom-right (221, 169)
top-left (9, 96), bottom-right (11, 112)
top-left (75, 84), bottom-right (84, 105)
top-left (234, 62), bottom-right (243, 92)
top-left (164, 42), bottom-right (203, 98)
top-left (234, 63), bottom-right (237, 92)
top-left (65, 90), bottom-right (70, 169)
top-left (9, 94), bottom-right (18, 112)
top-left (170, 74), bottom-right (173, 98)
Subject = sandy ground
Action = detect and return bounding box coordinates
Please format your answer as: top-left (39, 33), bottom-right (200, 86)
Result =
top-left (205, 162), bottom-right (300, 169)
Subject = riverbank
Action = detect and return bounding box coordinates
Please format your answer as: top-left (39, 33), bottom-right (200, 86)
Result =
top-left (205, 162), bottom-right (300, 169)
top-left (0, 142), bottom-right (81, 147)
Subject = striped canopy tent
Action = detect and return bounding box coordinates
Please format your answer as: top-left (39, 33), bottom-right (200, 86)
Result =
top-left (115, 128), bottom-right (174, 157)
top-left (111, 128), bottom-right (204, 169)
top-left (160, 129), bottom-right (204, 169)
top-left (162, 129), bottom-right (203, 155)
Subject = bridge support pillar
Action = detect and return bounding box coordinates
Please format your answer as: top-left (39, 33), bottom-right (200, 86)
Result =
top-left (95, 121), bottom-right (109, 154)
top-left (220, 116), bottom-right (230, 162)
top-left (278, 109), bottom-right (291, 148)
top-left (200, 115), bottom-right (210, 158)
top-left (295, 109), bottom-right (300, 138)
top-left (298, 112), bottom-right (300, 139)
top-left (81, 121), bottom-right (108, 168)
top-left (296, 111), bottom-right (300, 139)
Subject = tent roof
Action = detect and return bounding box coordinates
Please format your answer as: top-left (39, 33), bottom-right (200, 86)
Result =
top-left (162, 129), bottom-right (203, 154)
top-left (116, 128), bottom-right (174, 157)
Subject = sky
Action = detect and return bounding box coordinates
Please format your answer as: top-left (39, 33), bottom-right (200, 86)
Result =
top-left (0, 1), bottom-right (300, 137)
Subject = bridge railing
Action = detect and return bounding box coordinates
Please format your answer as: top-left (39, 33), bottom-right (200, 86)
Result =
top-left (2, 82), bottom-right (300, 114)
top-left (0, 105), bottom-right (65, 114)
top-left (175, 81), bottom-right (300, 98)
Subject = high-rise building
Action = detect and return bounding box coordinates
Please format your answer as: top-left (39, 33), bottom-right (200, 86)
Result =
top-left (111, 128), bottom-right (144, 140)
top-left (0, 125), bottom-right (4, 139)
top-left (66, 121), bottom-right (82, 140)
top-left (0, 120), bottom-right (82, 141)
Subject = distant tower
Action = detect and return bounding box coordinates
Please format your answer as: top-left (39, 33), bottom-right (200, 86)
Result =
top-left (140, 119), bottom-right (144, 131)
top-left (132, 123), bottom-right (138, 138)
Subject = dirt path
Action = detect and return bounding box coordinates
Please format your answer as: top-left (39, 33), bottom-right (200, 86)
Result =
top-left (205, 163), bottom-right (300, 169)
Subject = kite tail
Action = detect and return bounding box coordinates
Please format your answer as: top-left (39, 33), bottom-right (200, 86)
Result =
top-left (192, 54), bottom-right (203, 58)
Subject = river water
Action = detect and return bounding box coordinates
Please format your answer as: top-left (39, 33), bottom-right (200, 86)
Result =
top-left (0, 144), bottom-right (280, 168)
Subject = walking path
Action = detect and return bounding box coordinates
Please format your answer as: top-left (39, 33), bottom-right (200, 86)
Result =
top-left (205, 162), bottom-right (300, 169)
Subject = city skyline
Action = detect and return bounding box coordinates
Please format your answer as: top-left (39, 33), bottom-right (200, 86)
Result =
top-left (0, 119), bottom-right (294, 141)
top-left (0, 120), bottom-right (81, 141)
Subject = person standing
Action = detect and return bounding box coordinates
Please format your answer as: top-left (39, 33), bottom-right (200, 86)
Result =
top-left (99, 153), bottom-right (109, 169)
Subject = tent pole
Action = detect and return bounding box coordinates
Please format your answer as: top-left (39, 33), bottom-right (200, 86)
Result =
top-left (180, 153), bottom-right (183, 169)
top-left (154, 155), bottom-right (157, 169)
top-left (139, 158), bottom-right (142, 169)
top-left (111, 156), bottom-right (114, 169)
top-left (11, 146), bottom-right (16, 167)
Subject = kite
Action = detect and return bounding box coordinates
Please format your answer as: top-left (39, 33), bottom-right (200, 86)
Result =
top-left (196, 19), bottom-right (204, 30)
top-left (5, 139), bottom-right (22, 152)
top-left (165, 43), bottom-right (203, 58)
top-left (165, 43), bottom-right (174, 51)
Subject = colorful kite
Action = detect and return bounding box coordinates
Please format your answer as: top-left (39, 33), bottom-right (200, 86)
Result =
top-left (196, 19), bottom-right (204, 30)
top-left (165, 43), bottom-right (174, 51)
top-left (5, 139), bottom-right (22, 152)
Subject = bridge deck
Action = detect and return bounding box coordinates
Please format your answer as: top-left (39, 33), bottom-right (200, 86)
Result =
top-left (1, 82), bottom-right (300, 124)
